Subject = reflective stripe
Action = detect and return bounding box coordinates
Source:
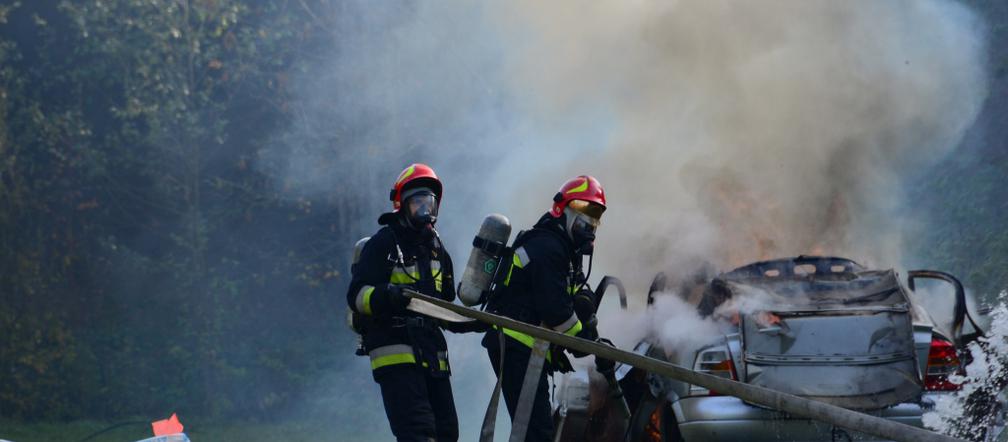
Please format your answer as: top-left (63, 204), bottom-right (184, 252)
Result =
top-left (395, 165), bottom-right (416, 186)
top-left (422, 359), bottom-right (450, 371)
top-left (431, 260), bottom-right (443, 292)
top-left (563, 319), bottom-right (583, 337)
top-left (504, 247), bottom-right (531, 287)
top-left (391, 264), bottom-right (420, 284)
top-left (390, 262), bottom-right (444, 292)
top-left (355, 286), bottom-right (375, 315)
top-left (503, 257), bottom-right (517, 286)
top-left (514, 247), bottom-right (531, 268)
top-left (553, 313), bottom-right (580, 335)
top-left (369, 344), bottom-right (416, 370)
top-left (497, 326), bottom-right (552, 362)
top-left (501, 326), bottom-right (535, 347)
top-left (437, 351), bottom-right (450, 371)
top-left (565, 177), bottom-right (589, 194)
top-left (372, 353), bottom-right (416, 369)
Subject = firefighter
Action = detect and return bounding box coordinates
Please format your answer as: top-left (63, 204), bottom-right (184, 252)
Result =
top-left (347, 163), bottom-right (459, 442)
top-left (482, 175), bottom-right (607, 442)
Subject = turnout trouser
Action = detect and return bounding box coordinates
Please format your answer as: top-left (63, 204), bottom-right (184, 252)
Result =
top-left (485, 331), bottom-right (555, 442)
top-left (375, 364), bottom-right (459, 442)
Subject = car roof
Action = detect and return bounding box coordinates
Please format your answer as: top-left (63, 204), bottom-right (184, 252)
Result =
top-left (722, 255), bottom-right (865, 279)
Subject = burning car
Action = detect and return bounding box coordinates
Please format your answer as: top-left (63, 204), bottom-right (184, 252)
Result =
top-left (552, 255), bottom-right (996, 442)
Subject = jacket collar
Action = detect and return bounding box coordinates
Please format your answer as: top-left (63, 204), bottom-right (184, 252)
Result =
top-left (533, 212), bottom-right (576, 255)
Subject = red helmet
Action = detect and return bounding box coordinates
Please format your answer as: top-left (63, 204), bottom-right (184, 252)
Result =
top-left (390, 163), bottom-right (443, 211)
top-left (550, 175), bottom-right (606, 218)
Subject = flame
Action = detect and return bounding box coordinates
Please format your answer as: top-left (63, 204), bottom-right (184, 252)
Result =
top-left (702, 176), bottom-right (853, 268)
top-left (706, 176), bottom-right (783, 267)
top-left (643, 403), bottom-right (664, 442)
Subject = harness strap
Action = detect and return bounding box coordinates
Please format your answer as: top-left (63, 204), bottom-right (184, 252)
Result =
top-left (509, 338), bottom-right (550, 442)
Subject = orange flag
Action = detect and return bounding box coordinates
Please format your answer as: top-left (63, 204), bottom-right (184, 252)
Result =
top-left (151, 413), bottom-right (184, 436)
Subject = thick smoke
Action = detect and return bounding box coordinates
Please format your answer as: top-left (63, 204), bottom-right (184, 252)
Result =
top-left (492, 0), bottom-right (988, 288)
top-left (263, 0), bottom-right (988, 439)
top-left (646, 294), bottom-right (725, 354)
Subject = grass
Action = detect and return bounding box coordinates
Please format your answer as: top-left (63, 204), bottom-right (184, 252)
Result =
top-left (0, 419), bottom-right (376, 442)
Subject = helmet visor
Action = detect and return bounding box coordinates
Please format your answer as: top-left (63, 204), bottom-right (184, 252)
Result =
top-left (567, 200), bottom-right (604, 224)
top-left (406, 192), bottom-right (438, 220)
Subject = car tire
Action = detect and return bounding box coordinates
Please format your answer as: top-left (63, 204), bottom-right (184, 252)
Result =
top-left (626, 396), bottom-right (684, 442)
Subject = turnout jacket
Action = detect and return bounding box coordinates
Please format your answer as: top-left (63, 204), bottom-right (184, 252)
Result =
top-left (482, 213), bottom-right (590, 370)
top-left (347, 219), bottom-right (456, 377)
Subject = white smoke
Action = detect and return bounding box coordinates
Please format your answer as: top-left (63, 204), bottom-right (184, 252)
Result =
top-left (905, 282), bottom-right (994, 337)
top-left (264, 0), bottom-right (990, 439)
top-left (645, 294), bottom-right (725, 355)
top-left (268, 0), bottom-right (988, 291)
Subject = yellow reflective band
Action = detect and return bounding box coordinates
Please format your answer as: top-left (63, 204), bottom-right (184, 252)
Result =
top-left (504, 248), bottom-right (530, 287)
top-left (563, 319), bottom-right (583, 337)
top-left (421, 359), bottom-right (450, 371)
top-left (362, 286), bottom-right (374, 315)
top-left (396, 165), bottom-right (416, 186)
top-left (390, 271), bottom-right (420, 284)
top-left (432, 261), bottom-right (443, 292)
top-left (565, 177), bottom-right (589, 194)
top-left (567, 285), bottom-right (579, 295)
top-left (553, 313), bottom-right (579, 333)
top-left (370, 353), bottom-right (416, 370)
top-left (497, 327), bottom-right (552, 362)
top-left (503, 258), bottom-right (515, 287)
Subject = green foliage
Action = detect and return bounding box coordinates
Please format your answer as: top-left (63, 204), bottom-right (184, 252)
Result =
top-left (910, 0), bottom-right (1008, 301)
top-left (0, 0), bottom-right (354, 421)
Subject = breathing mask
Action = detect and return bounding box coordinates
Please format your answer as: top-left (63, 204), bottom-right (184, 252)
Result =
top-left (564, 200), bottom-right (603, 255)
top-left (402, 187), bottom-right (439, 231)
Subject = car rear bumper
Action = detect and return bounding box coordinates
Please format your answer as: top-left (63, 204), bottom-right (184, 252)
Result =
top-left (672, 395), bottom-right (936, 442)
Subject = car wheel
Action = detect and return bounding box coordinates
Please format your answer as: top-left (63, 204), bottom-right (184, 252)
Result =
top-left (627, 396), bottom-right (684, 442)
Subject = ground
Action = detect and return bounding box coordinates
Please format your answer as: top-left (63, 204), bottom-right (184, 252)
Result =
top-left (0, 419), bottom-right (369, 442)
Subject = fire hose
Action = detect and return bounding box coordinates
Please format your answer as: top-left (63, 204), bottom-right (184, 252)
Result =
top-left (402, 288), bottom-right (965, 442)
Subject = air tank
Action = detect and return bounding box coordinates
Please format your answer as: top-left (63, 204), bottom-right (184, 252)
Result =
top-left (348, 236), bottom-right (370, 338)
top-left (352, 237), bottom-right (370, 270)
top-left (459, 214), bottom-right (511, 306)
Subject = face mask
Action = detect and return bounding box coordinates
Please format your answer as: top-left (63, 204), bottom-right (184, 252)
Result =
top-left (405, 192), bottom-right (438, 229)
top-left (565, 208), bottom-right (599, 255)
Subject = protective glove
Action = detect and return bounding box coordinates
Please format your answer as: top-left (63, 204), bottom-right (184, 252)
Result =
top-left (594, 338), bottom-right (617, 375)
top-left (382, 284), bottom-right (411, 313)
top-left (577, 314), bottom-right (599, 342)
top-left (568, 314), bottom-right (599, 358)
top-left (573, 287), bottom-right (598, 322)
top-left (595, 355), bottom-right (616, 375)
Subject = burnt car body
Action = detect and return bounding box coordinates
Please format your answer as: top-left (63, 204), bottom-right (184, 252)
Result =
top-left (552, 256), bottom-right (994, 442)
